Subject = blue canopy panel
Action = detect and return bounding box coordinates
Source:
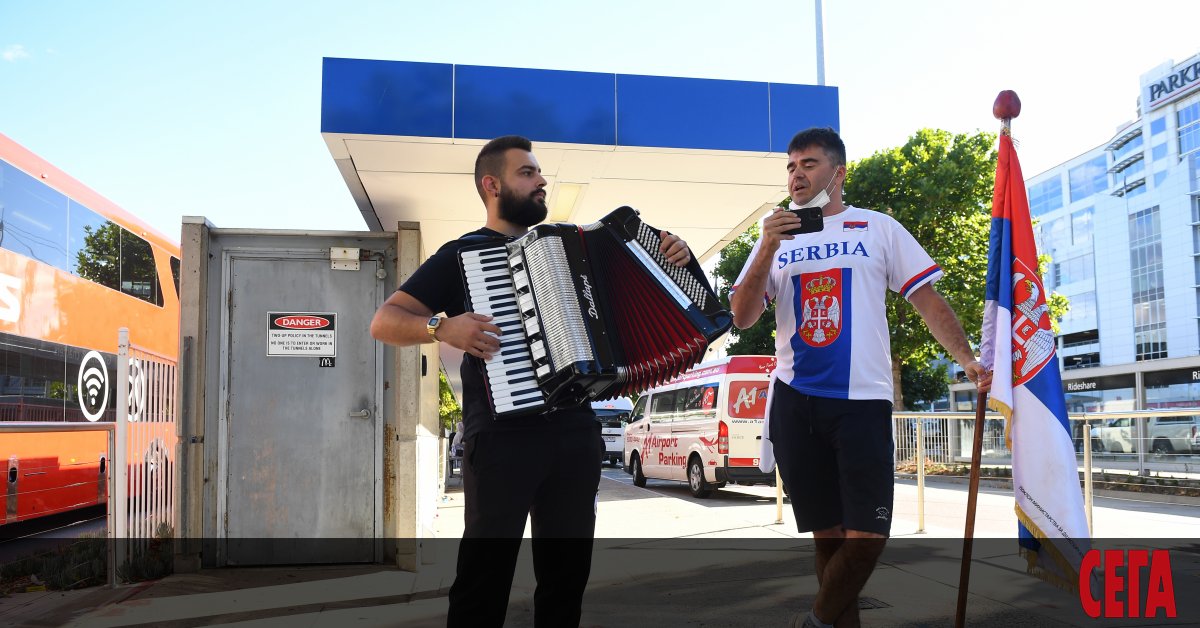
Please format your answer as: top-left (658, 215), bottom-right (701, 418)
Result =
top-left (321, 58), bottom-right (838, 152)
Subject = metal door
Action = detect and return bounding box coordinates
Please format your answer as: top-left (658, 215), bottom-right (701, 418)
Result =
top-left (222, 250), bottom-right (381, 564)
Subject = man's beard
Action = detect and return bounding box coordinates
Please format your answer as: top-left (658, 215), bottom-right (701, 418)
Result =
top-left (498, 187), bottom-right (548, 227)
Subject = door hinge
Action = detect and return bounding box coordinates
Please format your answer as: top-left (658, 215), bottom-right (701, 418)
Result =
top-left (331, 247), bottom-right (361, 271)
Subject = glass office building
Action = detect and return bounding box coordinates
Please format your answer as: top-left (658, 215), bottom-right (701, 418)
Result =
top-left (953, 52), bottom-right (1200, 412)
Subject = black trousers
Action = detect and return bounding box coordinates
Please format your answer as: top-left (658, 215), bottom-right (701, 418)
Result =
top-left (447, 424), bottom-right (604, 628)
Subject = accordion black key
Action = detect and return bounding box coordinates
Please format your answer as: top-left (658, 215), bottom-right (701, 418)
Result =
top-left (458, 206), bottom-right (733, 418)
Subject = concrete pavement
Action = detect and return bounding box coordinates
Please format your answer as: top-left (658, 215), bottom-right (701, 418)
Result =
top-left (4, 469), bottom-right (1197, 627)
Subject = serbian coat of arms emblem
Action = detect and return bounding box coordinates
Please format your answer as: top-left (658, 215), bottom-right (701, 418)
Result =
top-left (1011, 259), bottom-right (1055, 386)
top-left (797, 269), bottom-right (843, 348)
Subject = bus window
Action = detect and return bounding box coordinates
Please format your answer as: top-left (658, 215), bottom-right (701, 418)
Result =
top-left (120, 230), bottom-right (164, 306)
top-left (71, 215), bottom-right (123, 292)
top-left (0, 160), bottom-right (69, 270)
top-left (170, 256), bottom-right (181, 297)
top-left (0, 332), bottom-right (68, 422)
top-left (684, 386), bottom-right (703, 411)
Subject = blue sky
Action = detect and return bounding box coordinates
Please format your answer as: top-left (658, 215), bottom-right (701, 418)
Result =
top-left (2, 1), bottom-right (1198, 241)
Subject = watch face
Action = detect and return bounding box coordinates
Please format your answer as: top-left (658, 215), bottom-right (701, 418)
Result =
top-left (428, 317), bottom-right (440, 327)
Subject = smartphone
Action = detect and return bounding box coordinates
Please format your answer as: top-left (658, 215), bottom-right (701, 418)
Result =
top-left (784, 206), bottom-right (824, 235)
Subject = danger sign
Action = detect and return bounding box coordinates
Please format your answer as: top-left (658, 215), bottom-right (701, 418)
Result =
top-left (268, 311), bottom-right (337, 357)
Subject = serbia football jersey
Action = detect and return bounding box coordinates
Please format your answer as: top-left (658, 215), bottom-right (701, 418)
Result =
top-left (733, 206), bottom-right (942, 401)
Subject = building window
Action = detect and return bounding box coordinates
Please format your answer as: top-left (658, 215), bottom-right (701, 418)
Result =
top-left (1180, 101), bottom-right (1200, 158)
top-left (1151, 141), bottom-right (1168, 161)
top-left (1060, 290), bottom-right (1096, 325)
top-left (1154, 170), bottom-right (1169, 188)
top-left (1063, 353), bottom-right (1100, 370)
top-left (1056, 254), bottom-right (1095, 285)
top-left (1027, 177), bottom-right (1063, 218)
top-left (1069, 155), bottom-right (1109, 201)
top-left (1061, 329), bottom-right (1099, 348)
top-left (1041, 217), bottom-right (1069, 261)
top-left (1129, 206), bottom-right (1167, 360)
top-left (1112, 137), bottom-right (1143, 164)
top-left (1150, 116), bottom-right (1167, 136)
top-left (1071, 207), bottom-right (1093, 246)
top-left (1126, 182), bottom-right (1148, 198)
top-left (1112, 134), bottom-right (1143, 163)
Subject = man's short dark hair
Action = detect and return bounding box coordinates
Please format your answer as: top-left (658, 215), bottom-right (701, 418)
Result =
top-left (474, 135), bottom-right (533, 200)
top-left (787, 127), bottom-right (846, 167)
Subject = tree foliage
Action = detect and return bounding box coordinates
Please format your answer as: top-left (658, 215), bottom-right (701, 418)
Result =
top-left (713, 222), bottom-right (778, 356)
top-left (439, 372), bottom-right (461, 432)
top-left (845, 128), bottom-right (998, 409)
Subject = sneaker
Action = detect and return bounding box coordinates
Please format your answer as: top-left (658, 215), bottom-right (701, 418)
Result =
top-left (787, 612), bottom-right (827, 628)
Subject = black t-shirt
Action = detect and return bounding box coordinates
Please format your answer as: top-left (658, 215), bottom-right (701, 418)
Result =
top-left (398, 227), bottom-right (595, 439)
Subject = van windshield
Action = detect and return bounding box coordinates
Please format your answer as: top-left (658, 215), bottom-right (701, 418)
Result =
top-left (594, 410), bottom-right (629, 428)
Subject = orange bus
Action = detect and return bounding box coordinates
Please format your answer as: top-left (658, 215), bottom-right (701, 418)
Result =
top-left (0, 132), bottom-right (180, 526)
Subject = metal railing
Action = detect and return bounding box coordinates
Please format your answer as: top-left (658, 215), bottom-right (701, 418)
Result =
top-left (893, 408), bottom-right (1200, 534)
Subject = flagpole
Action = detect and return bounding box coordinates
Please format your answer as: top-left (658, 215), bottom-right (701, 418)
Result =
top-left (957, 89), bottom-right (1021, 628)
top-left (955, 390), bottom-right (988, 628)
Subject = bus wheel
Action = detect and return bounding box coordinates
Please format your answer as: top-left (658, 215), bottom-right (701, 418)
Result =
top-left (631, 454), bottom-right (646, 488)
top-left (687, 457), bottom-right (711, 498)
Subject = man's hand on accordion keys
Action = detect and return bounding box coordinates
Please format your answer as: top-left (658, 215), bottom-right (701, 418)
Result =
top-left (438, 312), bottom-right (503, 359)
top-left (659, 231), bottom-right (692, 267)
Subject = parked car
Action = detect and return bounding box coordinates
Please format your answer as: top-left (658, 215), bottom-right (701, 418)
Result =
top-left (1091, 416), bottom-right (1200, 455)
top-left (593, 397), bottom-right (633, 467)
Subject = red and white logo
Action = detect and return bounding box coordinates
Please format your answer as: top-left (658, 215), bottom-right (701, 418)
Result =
top-left (728, 381), bottom-right (768, 419)
top-left (798, 270), bottom-right (842, 348)
top-left (274, 315), bottom-right (331, 329)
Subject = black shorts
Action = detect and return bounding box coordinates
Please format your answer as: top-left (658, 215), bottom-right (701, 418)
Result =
top-left (768, 382), bottom-right (894, 536)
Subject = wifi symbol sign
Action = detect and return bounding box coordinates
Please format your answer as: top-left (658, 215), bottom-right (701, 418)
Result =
top-left (77, 351), bottom-right (110, 422)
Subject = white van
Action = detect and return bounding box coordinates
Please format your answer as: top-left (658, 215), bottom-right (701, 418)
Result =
top-left (623, 356), bottom-right (777, 497)
top-left (592, 397), bottom-right (634, 466)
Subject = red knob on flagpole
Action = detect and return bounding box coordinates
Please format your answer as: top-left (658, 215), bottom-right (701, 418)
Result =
top-left (994, 90), bottom-right (1021, 136)
top-left (993, 90), bottom-right (1021, 120)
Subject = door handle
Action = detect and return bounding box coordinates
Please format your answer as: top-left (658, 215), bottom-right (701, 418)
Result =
top-left (349, 409), bottom-right (371, 419)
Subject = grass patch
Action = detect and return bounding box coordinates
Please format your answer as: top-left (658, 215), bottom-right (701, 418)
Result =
top-left (1, 522), bottom-right (174, 594)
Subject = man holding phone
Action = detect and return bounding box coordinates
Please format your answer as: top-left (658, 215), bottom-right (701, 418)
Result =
top-left (729, 127), bottom-right (990, 628)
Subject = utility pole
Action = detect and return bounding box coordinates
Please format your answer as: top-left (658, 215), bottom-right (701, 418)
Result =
top-left (815, 0), bottom-right (826, 85)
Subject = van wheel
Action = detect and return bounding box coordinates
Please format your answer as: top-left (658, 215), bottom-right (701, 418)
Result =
top-left (631, 454), bottom-right (646, 488)
top-left (687, 457), bottom-right (711, 498)
top-left (1151, 439), bottom-right (1174, 457)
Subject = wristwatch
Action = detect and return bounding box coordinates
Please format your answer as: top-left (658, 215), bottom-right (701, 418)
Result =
top-left (426, 316), bottom-right (444, 341)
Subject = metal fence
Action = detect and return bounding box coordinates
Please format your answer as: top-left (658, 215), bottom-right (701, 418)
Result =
top-left (893, 408), bottom-right (1200, 533)
top-left (115, 329), bottom-right (179, 556)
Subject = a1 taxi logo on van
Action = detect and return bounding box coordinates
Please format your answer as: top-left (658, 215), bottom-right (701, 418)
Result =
top-left (728, 381), bottom-right (768, 419)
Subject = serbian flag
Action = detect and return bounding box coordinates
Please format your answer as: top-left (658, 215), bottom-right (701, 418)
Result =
top-left (980, 133), bottom-right (1090, 590)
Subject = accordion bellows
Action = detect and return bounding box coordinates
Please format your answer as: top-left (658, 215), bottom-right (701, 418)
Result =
top-left (459, 206), bottom-right (733, 419)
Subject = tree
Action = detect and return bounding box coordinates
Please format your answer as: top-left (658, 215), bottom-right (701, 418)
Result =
top-left (439, 371), bottom-right (461, 433)
top-left (845, 128), bottom-right (998, 410)
top-left (713, 221), bottom-right (777, 356)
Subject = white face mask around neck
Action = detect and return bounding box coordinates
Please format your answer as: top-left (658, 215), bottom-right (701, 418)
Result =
top-left (789, 169), bottom-right (840, 211)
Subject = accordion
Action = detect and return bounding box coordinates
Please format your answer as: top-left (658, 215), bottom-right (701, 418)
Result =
top-left (458, 206), bottom-right (733, 419)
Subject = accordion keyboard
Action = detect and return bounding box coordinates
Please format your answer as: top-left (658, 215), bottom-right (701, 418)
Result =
top-left (461, 246), bottom-right (545, 415)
